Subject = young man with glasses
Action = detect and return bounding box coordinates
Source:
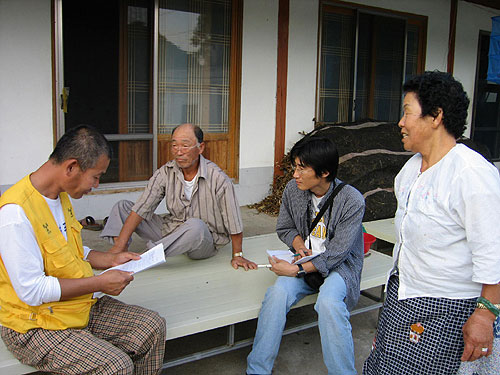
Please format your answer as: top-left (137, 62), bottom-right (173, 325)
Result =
top-left (247, 136), bottom-right (365, 375)
top-left (101, 123), bottom-right (257, 270)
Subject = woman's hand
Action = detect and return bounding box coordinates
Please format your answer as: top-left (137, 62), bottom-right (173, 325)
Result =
top-left (461, 309), bottom-right (495, 361)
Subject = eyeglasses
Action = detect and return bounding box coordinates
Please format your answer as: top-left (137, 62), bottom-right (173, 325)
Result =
top-left (293, 165), bottom-right (311, 175)
top-left (171, 143), bottom-right (200, 153)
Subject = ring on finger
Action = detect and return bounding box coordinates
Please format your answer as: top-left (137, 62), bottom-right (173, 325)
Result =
top-left (481, 347), bottom-right (488, 353)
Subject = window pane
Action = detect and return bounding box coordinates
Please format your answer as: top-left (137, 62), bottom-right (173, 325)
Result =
top-left (405, 23), bottom-right (420, 81)
top-left (356, 13), bottom-right (405, 122)
top-left (128, 0), bottom-right (152, 134)
top-left (472, 130), bottom-right (500, 159)
top-left (318, 10), bottom-right (355, 124)
top-left (354, 13), bottom-right (370, 121)
top-left (472, 32), bottom-right (500, 161)
top-left (317, 6), bottom-right (425, 126)
top-left (372, 16), bottom-right (405, 121)
top-left (158, 0), bottom-right (232, 134)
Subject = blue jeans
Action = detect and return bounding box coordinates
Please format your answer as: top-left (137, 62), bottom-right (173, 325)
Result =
top-left (246, 272), bottom-right (356, 375)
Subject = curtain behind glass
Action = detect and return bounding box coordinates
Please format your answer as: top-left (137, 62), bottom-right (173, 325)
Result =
top-left (405, 23), bottom-right (420, 82)
top-left (318, 7), bottom-right (418, 124)
top-left (318, 11), bottom-right (355, 124)
top-left (158, 0), bottom-right (231, 134)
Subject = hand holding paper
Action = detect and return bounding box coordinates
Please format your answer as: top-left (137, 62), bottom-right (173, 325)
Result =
top-left (266, 249), bottom-right (321, 265)
top-left (103, 243), bottom-right (165, 274)
top-left (94, 244), bottom-right (166, 298)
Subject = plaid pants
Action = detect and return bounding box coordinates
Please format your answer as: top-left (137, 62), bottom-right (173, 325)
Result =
top-left (1, 296), bottom-right (166, 375)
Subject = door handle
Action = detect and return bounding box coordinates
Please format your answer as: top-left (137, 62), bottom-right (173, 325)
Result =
top-left (61, 87), bottom-right (70, 113)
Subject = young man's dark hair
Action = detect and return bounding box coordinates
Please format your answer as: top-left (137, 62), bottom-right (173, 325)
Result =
top-left (403, 70), bottom-right (470, 139)
top-left (49, 125), bottom-right (112, 171)
top-left (290, 136), bottom-right (339, 182)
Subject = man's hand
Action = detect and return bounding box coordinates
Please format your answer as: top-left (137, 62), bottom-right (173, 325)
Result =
top-left (108, 242), bottom-right (128, 254)
top-left (97, 270), bottom-right (134, 296)
top-left (461, 310), bottom-right (495, 362)
top-left (109, 251), bottom-right (141, 267)
top-left (269, 256), bottom-right (299, 277)
top-left (292, 246), bottom-right (311, 262)
top-left (230, 233), bottom-right (257, 270)
top-left (108, 211), bottom-right (144, 253)
top-left (231, 256), bottom-right (257, 271)
top-left (87, 250), bottom-right (140, 270)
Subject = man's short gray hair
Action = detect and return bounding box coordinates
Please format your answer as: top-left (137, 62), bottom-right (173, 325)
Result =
top-left (49, 125), bottom-right (112, 171)
top-left (172, 123), bottom-right (204, 143)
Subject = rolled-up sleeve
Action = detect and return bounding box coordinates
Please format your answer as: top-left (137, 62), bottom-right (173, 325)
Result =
top-left (132, 168), bottom-right (167, 220)
top-left (217, 182), bottom-right (243, 235)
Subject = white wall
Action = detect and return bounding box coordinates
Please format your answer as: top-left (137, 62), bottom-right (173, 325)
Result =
top-left (455, 1), bottom-right (499, 135)
top-left (0, 0), bottom-right (53, 185)
top-left (239, 0), bottom-right (279, 170)
top-left (285, 0), bottom-right (320, 153)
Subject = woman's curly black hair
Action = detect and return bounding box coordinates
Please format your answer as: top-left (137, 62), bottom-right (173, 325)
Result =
top-left (403, 71), bottom-right (470, 139)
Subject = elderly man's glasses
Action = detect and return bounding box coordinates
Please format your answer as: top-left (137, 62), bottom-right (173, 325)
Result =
top-left (171, 143), bottom-right (200, 153)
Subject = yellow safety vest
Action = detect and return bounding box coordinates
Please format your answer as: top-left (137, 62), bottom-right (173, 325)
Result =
top-left (0, 175), bottom-right (96, 333)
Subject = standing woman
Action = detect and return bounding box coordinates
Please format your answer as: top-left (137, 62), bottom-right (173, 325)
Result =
top-left (363, 71), bottom-right (500, 375)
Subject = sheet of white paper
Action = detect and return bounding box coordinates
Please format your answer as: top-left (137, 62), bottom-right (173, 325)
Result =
top-left (103, 243), bottom-right (165, 274)
top-left (266, 249), bottom-right (321, 265)
top-left (267, 249), bottom-right (294, 263)
top-left (93, 243), bottom-right (165, 298)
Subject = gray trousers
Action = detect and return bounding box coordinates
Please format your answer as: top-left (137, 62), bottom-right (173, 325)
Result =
top-left (101, 200), bottom-right (217, 259)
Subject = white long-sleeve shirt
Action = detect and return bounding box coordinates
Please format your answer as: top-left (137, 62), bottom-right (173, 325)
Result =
top-left (394, 144), bottom-right (500, 300)
top-left (0, 197), bottom-right (91, 306)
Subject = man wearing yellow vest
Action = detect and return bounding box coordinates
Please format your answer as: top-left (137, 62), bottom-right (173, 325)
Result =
top-left (0, 125), bottom-right (166, 374)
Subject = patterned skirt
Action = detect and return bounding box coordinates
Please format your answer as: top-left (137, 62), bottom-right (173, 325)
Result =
top-left (363, 274), bottom-right (477, 375)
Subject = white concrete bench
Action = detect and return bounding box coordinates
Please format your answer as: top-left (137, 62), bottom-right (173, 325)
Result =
top-left (0, 230), bottom-right (394, 374)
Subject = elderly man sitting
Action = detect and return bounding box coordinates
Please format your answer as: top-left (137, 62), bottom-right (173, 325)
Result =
top-left (101, 123), bottom-right (256, 270)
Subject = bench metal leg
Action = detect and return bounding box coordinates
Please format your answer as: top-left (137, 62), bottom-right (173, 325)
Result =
top-left (161, 287), bottom-right (386, 370)
top-left (162, 324), bottom-right (253, 369)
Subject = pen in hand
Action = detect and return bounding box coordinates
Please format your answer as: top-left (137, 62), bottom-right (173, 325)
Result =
top-left (257, 264), bottom-right (272, 268)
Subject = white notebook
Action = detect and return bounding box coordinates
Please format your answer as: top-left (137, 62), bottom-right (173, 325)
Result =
top-left (93, 243), bottom-right (165, 298)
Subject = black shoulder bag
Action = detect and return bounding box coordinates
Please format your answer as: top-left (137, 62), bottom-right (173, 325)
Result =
top-left (299, 182), bottom-right (346, 291)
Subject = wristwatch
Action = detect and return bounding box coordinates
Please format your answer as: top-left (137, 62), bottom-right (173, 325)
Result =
top-left (296, 264), bottom-right (306, 278)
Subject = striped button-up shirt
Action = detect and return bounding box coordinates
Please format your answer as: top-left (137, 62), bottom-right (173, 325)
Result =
top-left (132, 155), bottom-right (243, 246)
